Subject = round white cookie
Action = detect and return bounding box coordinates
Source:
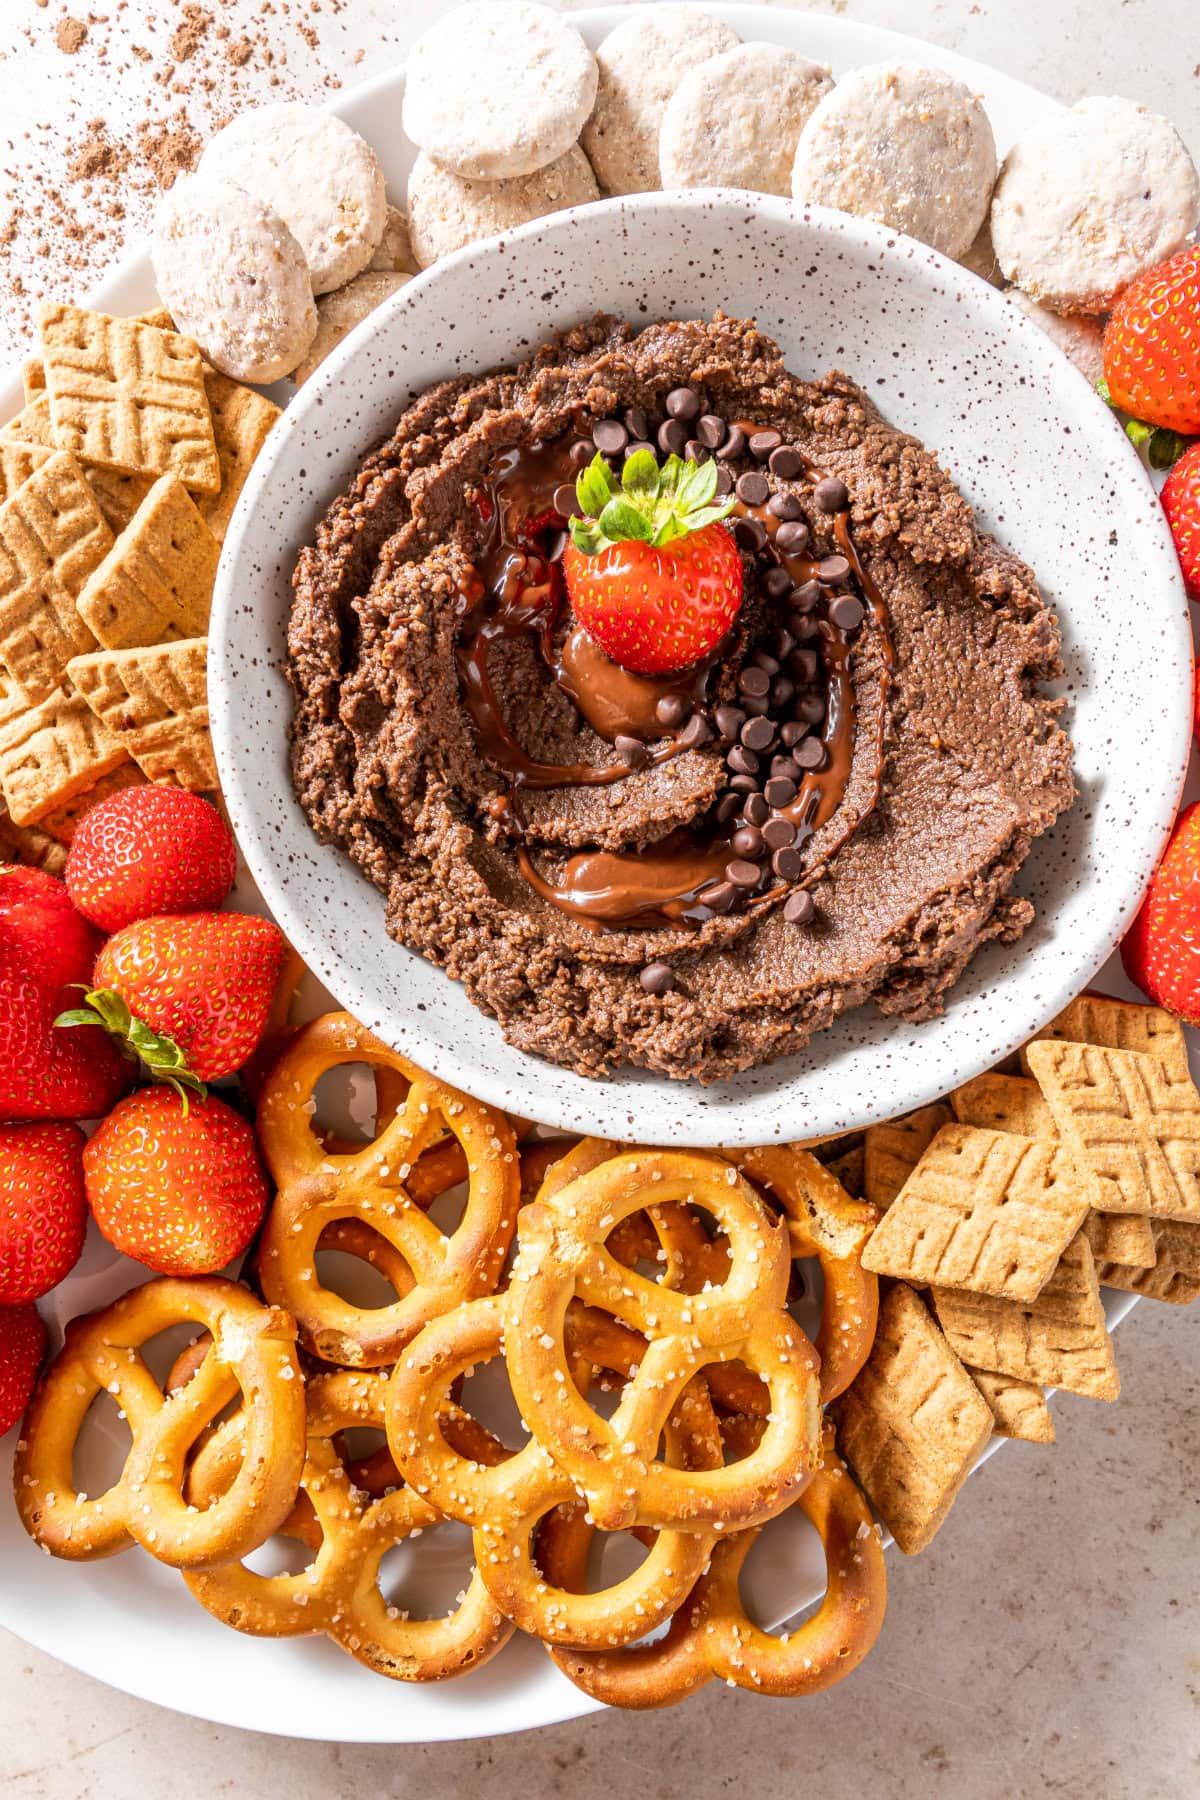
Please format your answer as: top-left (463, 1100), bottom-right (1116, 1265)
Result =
top-left (1004, 289), bottom-right (1106, 387)
top-left (660, 44), bottom-right (832, 197)
top-left (790, 62), bottom-right (997, 260)
top-left (151, 175), bottom-right (317, 384)
top-left (403, 1), bottom-right (597, 181)
top-left (292, 270), bottom-right (412, 386)
top-left (407, 145), bottom-right (599, 268)
top-left (198, 102), bottom-right (386, 294)
top-left (582, 4), bottom-right (740, 195)
top-left (990, 96), bottom-right (1200, 314)
top-left (369, 206), bottom-right (416, 274)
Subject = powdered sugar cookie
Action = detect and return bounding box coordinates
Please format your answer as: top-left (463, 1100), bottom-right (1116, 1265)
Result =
top-left (660, 44), bottom-right (832, 197)
top-left (292, 270), bottom-right (412, 386)
top-left (990, 97), bottom-right (1200, 314)
top-left (791, 63), bottom-right (997, 260)
top-left (199, 102), bottom-right (386, 294)
top-left (152, 176), bottom-right (317, 385)
top-left (407, 146), bottom-right (599, 268)
top-left (403, 1), bottom-right (597, 181)
top-left (1004, 289), bottom-right (1106, 386)
top-left (370, 206), bottom-right (416, 274)
top-left (582, 4), bottom-right (740, 195)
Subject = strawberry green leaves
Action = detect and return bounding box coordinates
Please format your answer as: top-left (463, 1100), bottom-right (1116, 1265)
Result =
top-left (570, 449), bottom-right (735, 555)
top-left (55, 987), bottom-right (206, 1107)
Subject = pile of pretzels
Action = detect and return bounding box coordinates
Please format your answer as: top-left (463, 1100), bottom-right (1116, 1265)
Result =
top-left (11, 1011), bottom-right (887, 1710)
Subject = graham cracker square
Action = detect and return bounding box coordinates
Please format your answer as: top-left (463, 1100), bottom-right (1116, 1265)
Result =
top-left (22, 358), bottom-right (46, 402)
top-left (1083, 1209), bottom-right (1156, 1269)
top-left (861, 1123), bottom-right (1091, 1301)
top-left (198, 370), bottom-right (281, 543)
top-left (1021, 993), bottom-right (1190, 1088)
top-left (1096, 1218), bottom-right (1200, 1305)
top-left (832, 1281), bottom-right (993, 1555)
top-left (0, 806), bottom-right (67, 875)
top-left (0, 394), bottom-right (56, 451)
top-left (966, 1368), bottom-right (1055, 1443)
top-left (66, 635), bottom-right (214, 789)
top-left (1027, 1040), bottom-right (1200, 1223)
top-left (0, 451), bottom-right (108, 703)
top-left (76, 474), bottom-right (218, 649)
top-left (933, 1230), bottom-right (1120, 1400)
top-left (81, 464), bottom-right (156, 536)
top-left (862, 1103), bottom-right (953, 1210)
top-left (39, 304), bottom-right (220, 495)
top-left (951, 1073), bottom-right (1056, 1140)
top-left (0, 437), bottom-right (54, 505)
top-left (0, 683), bottom-right (129, 824)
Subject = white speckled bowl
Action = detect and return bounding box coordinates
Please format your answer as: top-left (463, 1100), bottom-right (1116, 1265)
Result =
top-left (211, 191), bottom-right (1191, 1144)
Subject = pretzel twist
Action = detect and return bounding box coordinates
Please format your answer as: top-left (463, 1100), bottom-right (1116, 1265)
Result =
top-left (256, 1013), bottom-right (520, 1366)
top-left (13, 1277), bottom-right (306, 1568)
top-left (540, 1426), bottom-right (887, 1708)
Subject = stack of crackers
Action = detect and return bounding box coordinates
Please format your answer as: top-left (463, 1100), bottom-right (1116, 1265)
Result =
top-left (0, 302), bottom-right (280, 872)
top-left (830, 993), bottom-right (1199, 1554)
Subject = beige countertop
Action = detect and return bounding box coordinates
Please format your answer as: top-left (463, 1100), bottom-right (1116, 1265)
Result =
top-left (1, 4), bottom-right (1198, 1795)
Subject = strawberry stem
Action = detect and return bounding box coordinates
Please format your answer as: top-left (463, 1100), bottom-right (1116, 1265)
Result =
top-left (55, 986), bottom-right (206, 1109)
top-left (570, 449), bottom-right (735, 555)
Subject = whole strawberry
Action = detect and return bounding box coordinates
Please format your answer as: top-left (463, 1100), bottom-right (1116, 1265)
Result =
top-left (83, 1088), bottom-right (269, 1276)
top-left (0, 865), bottom-right (130, 1122)
top-left (66, 787), bottom-right (237, 933)
top-left (1122, 801), bottom-right (1200, 1021)
top-left (563, 449), bottom-right (742, 675)
top-left (1103, 245), bottom-right (1200, 438)
top-left (1162, 441), bottom-right (1200, 603)
top-left (0, 1121), bottom-right (87, 1304)
top-left (0, 1303), bottom-right (47, 1436)
top-left (58, 911), bottom-right (287, 1088)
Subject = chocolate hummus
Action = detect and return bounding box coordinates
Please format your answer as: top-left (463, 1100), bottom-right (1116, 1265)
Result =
top-left (288, 314), bottom-right (1073, 1081)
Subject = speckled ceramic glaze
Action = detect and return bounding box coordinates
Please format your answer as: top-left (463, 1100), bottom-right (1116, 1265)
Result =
top-left (211, 187), bottom-right (1191, 1144)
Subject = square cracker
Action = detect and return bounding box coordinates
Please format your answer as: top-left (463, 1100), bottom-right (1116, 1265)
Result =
top-left (831, 1282), bottom-right (993, 1555)
top-left (0, 684), bottom-right (129, 824)
top-left (76, 474), bottom-right (218, 649)
top-left (39, 303), bottom-right (220, 495)
top-left (1027, 1040), bottom-right (1200, 1223)
top-left (966, 1368), bottom-right (1055, 1443)
top-left (198, 371), bottom-right (281, 543)
top-left (22, 357), bottom-right (46, 402)
top-left (1096, 1218), bottom-right (1200, 1305)
top-left (0, 805), bottom-right (67, 875)
top-left (1021, 992), bottom-right (1190, 1088)
top-left (66, 635), bottom-right (214, 789)
top-left (0, 437), bottom-right (54, 505)
top-left (861, 1123), bottom-right (1091, 1301)
top-left (1084, 1209), bottom-right (1156, 1269)
top-left (951, 1073), bottom-right (1056, 1140)
top-left (0, 451), bottom-right (108, 703)
top-left (933, 1230), bottom-right (1120, 1400)
top-left (0, 393), bottom-right (56, 451)
top-left (863, 1103), bottom-right (952, 1210)
top-left (81, 464), bottom-right (155, 536)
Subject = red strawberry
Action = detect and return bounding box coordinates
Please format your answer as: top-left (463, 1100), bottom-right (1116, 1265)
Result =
top-left (0, 865), bottom-right (130, 1122)
top-left (1122, 801), bottom-right (1200, 1020)
top-left (562, 448), bottom-right (742, 675)
top-left (83, 1088), bottom-right (269, 1276)
top-left (66, 787), bottom-right (237, 933)
top-left (1162, 441), bottom-right (1200, 603)
top-left (0, 1303), bottom-right (46, 1436)
top-left (1103, 246), bottom-right (1200, 437)
top-left (0, 1121), bottom-right (87, 1304)
top-left (58, 911), bottom-right (287, 1088)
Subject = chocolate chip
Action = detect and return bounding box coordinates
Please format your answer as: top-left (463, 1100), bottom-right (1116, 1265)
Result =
top-left (657, 418), bottom-right (688, 457)
top-left (714, 792), bottom-right (741, 826)
top-left (665, 386), bottom-right (700, 422)
top-left (787, 648), bottom-right (818, 683)
top-left (726, 859), bottom-right (762, 890)
top-left (770, 754), bottom-right (801, 782)
top-left (729, 773), bottom-right (758, 795)
top-left (752, 648), bottom-right (780, 676)
top-left (764, 775), bottom-right (797, 808)
top-left (732, 516), bottom-right (767, 553)
top-left (749, 428), bottom-right (782, 460)
top-left (714, 703), bottom-right (746, 740)
top-left (775, 521), bottom-right (810, 558)
top-left (795, 694), bottom-right (826, 725)
top-left (743, 792), bottom-right (770, 826)
top-left (639, 961), bottom-right (676, 994)
top-left (684, 440), bottom-right (710, 464)
top-left (701, 880), bottom-right (736, 914)
top-left (784, 890), bottom-right (816, 925)
top-left (814, 476), bottom-right (849, 513)
top-left (732, 826), bottom-right (764, 859)
top-left (791, 579), bottom-right (822, 611)
top-left (553, 482), bottom-right (581, 518)
top-left (716, 424), bottom-right (747, 461)
top-left (615, 733), bottom-right (648, 768)
top-left (727, 743), bottom-right (760, 775)
top-left (696, 414), bottom-right (727, 450)
top-left (774, 626), bottom-right (796, 660)
top-left (793, 737), bottom-right (827, 771)
top-left (742, 694), bottom-right (771, 718)
top-left (829, 594), bottom-right (865, 630)
top-left (655, 695), bottom-right (688, 730)
top-left (763, 816), bottom-right (797, 850)
top-left (741, 715), bottom-right (775, 753)
top-left (737, 666), bottom-right (770, 699)
top-left (568, 438), bottom-right (595, 469)
top-left (772, 846), bottom-right (804, 880)
top-left (624, 405), bottom-right (649, 441)
top-left (780, 720), bottom-right (808, 748)
top-left (792, 613), bottom-right (821, 641)
top-left (735, 471), bottom-right (770, 507)
top-left (763, 564), bottom-right (792, 600)
top-left (678, 712), bottom-right (713, 750)
top-left (714, 466), bottom-right (735, 497)
top-left (594, 418), bottom-right (627, 456)
top-left (818, 554), bottom-right (851, 585)
top-left (624, 438), bottom-right (653, 463)
top-left (768, 446), bottom-right (805, 480)
top-left (768, 492), bottom-right (805, 522)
